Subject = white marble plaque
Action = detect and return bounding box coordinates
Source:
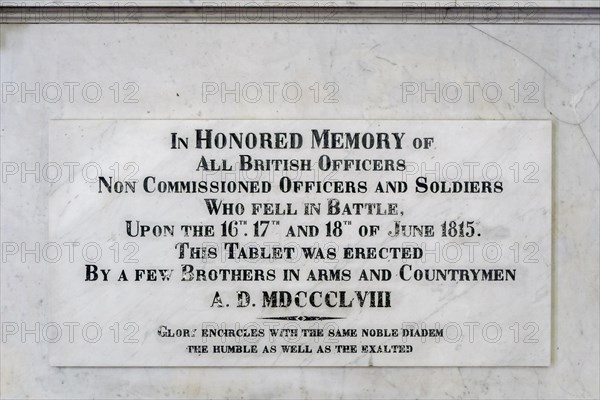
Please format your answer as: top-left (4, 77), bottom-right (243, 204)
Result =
top-left (49, 119), bottom-right (551, 366)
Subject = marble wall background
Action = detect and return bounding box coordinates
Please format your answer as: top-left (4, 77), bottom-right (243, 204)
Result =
top-left (2, 1), bottom-right (597, 6)
top-left (0, 19), bottom-right (598, 399)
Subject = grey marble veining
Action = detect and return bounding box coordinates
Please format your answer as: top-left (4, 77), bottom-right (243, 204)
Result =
top-left (0, 22), bottom-right (598, 399)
